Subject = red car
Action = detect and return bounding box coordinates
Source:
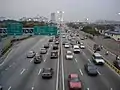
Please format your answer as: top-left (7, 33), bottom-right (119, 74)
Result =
top-left (68, 74), bottom-right (82, 90)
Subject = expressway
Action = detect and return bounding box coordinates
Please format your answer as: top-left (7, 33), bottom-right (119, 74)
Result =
top-left (0, 27), bottom-right (120, 90)
top-left (0, 36), bottom-right (59, 90)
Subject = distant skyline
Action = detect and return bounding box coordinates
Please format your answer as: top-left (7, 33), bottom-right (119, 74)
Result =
top-left (0, 0), bottom-right (120, 22)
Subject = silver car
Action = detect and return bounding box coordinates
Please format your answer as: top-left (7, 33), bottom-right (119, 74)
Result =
top-left (27, 51), bottom-right (35, 58)
top-left (40, 48), bottom-right (47, 54)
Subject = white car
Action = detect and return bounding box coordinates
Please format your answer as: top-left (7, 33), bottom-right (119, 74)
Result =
top-left (80, 45), bottom-right (85, 49)
top-left (66, 51), bottom-right (73, 60)
top-left (64, 43), bottom-right (70, 48)
top-left (62, 35), bottom-right (66, 38)
top-left (27, 51), bottom-right (35, 58)
top-left (92, 53), bottom-right (105, 65)
top-left (73, 45), bottom-right (80, 53)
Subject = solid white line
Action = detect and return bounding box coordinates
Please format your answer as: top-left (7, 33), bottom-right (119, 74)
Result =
top-left (56, 48), bottom-right (60, 90)
top-left (20, 69), bottom-right (26, 75)
top-left (97, 70), bottom-right (101, 75)
top-left (38, 69), bottom-right (41, 75)
top-left (32, 87), bottom-right (34, 90)
top-left (0, 49), bottom-right (13, 66)
top-left (75, 58), bottom-right (78, 62)
top-left (61, 36), bottom-right (65, 90)
top-left (79, 69), bottom-right (83, 76)
top-left (8, 86), bottom-right (11, 90)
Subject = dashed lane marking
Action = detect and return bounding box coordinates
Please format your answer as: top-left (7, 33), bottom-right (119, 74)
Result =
top-left (88, 59), bottom-right (92, 63)
top-left (32, 86), bottom-right (34, 90)
top-left (8, 86), bottom-right (11, 90)
top-left (75, 58), bottom-right (78, 62)
top-left (79, 69), bottom-right (83, 76)
top-left (97, 70), bottom-right (101, 75)
top-left (38, 69), bottom-right (41, 75)
top-left (20, 68), bottom-right (26, 75)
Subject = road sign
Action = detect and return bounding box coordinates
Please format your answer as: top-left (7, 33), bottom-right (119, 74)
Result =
top-left (33, 26), bottom-right (58, 35)
top-left (7, 23), bottom-right (23, 35)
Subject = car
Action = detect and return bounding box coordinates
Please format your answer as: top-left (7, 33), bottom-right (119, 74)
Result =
top-left (44, 43), bottom-right (49, 48)
top-left (0, 85), bottom-right (2, 90)
top-left (27, 51), bottom-right (36, 58)
top-left (34, 53), bottom-right (42, 64)
top-left (41, 68), bottom-right (54, 78)
top-left (76, 40), bottom-right (80, 44)
top-left (68, 74), bottom-right (82, 90)
top-left (53, 45), bottom-right (58, 50)
top-left (66, 51), bottom-right (74, 60)
top-left (51, 51), bottom-right (58, 59)
top-left (73, 45), bottom-right (80, 53)
top-left (76, 34), bottom-right (79, 36)
top-left (80, 42), bottom-right (84, 45)
top-left (113, 60), bottom-right (120, 70)
top-left (55, 41), bottom-right (59, 44)
top-left (84, 63), bottom-right (98, 76)
top-left (62, 41), bottom-right (68, 45)
top-left (64, 43), bottom-right (70, 48)
top-left (80, 45), bottom-right (85, 49)
top-left (40, 48), bottom-right (47, 54)
top-left (81, 37), bottom-right (84, 40)
top-left (92, 53), bottom-right (104, 65)
top-left (49, 38), bottom-right (53, 42)
top-left (93, 44), bottom-right (101, 51)
top-left (62, 35), bottom-right (66, 38)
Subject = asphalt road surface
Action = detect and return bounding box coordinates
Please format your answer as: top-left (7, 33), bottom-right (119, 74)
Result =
top-left (0, 29), bottom-right (120, 90)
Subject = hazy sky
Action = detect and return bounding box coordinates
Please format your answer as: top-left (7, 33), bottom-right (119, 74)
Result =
top-left (0, 0), bottom-right (120, 21)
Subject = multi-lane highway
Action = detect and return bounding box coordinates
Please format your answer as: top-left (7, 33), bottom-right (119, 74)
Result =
top-left (0, 27), bottom-right (120, 90)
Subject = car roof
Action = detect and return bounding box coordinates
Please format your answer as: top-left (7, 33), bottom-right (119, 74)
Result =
top-left (94, 53), bottom-right (101, 57)
top-left (70, 74), bottom-right (78, 78)
top-left (67, 51), bottom-right (72, 53)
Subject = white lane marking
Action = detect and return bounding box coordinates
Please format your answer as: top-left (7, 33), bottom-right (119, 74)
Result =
top-left (30, 59), bottom-right (34, 62)
top-left (88, 59), bottom-right (91, 63)
top-left (20, 69), bottom-right (26, 75)
top-left (79, 69), bottom-right (83, 76)
top-left (97, 70), bottom-right (101, 75)
top-left (44, 59), bottom-right (46, 62)
top-left (9, 65), bottom-right (12, 67)
top-left (5, 68), bottom-right (9, 70)
top-left (56, 48), bottom-right (60, 90)
top-left (110, 88), bottom-right (113, 90)
top-left (82, 52), bottom-right (86, 56)
top-left (87, 88), bottom-right (90, 90)
top-left (38, 69), bottom-right (41, 75)
top-left (32, 86), bottom-right (34, 90)
top-left (61, 37), bottom-right (65, 90)
top-left (8, 86), bottom-right (11, 90)
top-left (0, 49), bottom-right (13, 66)
top-left (75, 58), bottom-right (78, 62)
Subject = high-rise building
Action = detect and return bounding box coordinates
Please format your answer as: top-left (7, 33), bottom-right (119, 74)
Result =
top-left (51, 13), bottom-right (56, 23)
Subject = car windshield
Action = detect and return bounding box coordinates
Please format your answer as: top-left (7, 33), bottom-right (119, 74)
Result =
top-left (71, 78), bottom-right (80, 82)
top-left (95, 56), bottom-right (103, 59)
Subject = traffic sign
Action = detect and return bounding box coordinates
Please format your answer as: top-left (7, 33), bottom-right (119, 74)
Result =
top-left (33, 26), bottom-right (58, 35)
top-left (7, 23), bottom-right (23, 35)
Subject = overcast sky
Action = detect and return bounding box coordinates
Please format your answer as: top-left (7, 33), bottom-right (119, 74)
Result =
top-left (0, 0), bottom-right (120, 22)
